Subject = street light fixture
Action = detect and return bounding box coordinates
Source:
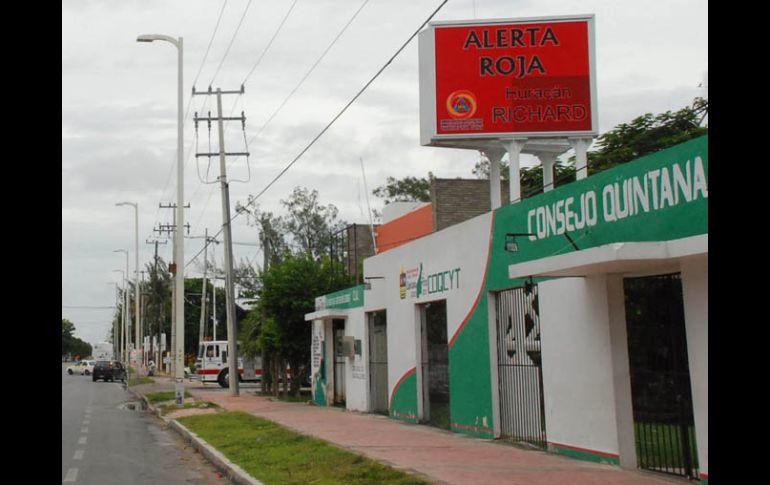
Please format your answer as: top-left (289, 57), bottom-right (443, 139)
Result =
top-left (137, 33), bottom-right (185, 406)
top-left (117, 201), bottom-right (141, 367)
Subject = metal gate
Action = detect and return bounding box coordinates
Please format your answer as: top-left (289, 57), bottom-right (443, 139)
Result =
top-left (495, 284), bottom-right (546, 448)
top-left (333, 320), bottom-right (346, 405)
top-left (625, 273), bottom-right (698, 479)
top-left (368, 311), bottom-right (388, 414)
top-left (421, 301), bottom-right (450, 430)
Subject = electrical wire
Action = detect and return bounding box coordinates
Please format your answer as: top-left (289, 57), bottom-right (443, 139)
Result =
top-left (250, 0), bottom-right (371, 142)
top-left (184, 0), bottom-right (450, 269)
top-left (193, 0), bottom-right (230, 89)
top-left (241, 0), bottom-right (300, 86)
top-left (209, 0), bottom-right (254, 87)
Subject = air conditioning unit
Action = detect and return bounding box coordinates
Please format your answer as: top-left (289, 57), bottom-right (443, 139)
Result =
top-left (340, 336), bottom-right (355, 358)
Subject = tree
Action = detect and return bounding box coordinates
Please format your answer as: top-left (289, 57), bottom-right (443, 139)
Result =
top-left (372, 172), bottom-right (434, 204)
top-left (62, 318), bottom-right (92, 359)
top-left (257, 253), bottom-right (349, 396)
top-left (142, 256), bottom-right (172, 358)
top-left (586, 97), bottom-right (708, 174)
top-left (281, 187), bottom-right (347, 259)
top-left (237, 187), bottom-right (351, 395)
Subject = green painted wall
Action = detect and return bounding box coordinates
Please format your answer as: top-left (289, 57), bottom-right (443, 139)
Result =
top-left (443, 135), bottom-right (708, 438)
top-left (389, 370), bottom-right (418, 423)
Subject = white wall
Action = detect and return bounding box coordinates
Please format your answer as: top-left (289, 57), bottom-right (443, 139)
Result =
top-left (344, 307), bottom-right (369, 412)
top-left (364, 213), bottom-right (493, 416)
top-left (681, 255), bottom-right (708, 478)
top-left (539, 275), bottom-right (620, 457)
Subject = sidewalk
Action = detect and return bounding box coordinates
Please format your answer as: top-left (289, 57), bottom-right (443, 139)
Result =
top-left (134, 377), bottom-right (689, 485)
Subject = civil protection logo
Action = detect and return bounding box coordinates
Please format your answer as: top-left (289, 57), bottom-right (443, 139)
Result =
top-left (446, 90), bottom-right (477, 119)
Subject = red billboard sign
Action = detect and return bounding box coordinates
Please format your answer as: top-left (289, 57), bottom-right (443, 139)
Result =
top-left (419, 16), bottom-right (597, 146)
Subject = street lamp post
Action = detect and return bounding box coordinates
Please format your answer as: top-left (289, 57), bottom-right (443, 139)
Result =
top-left (137, 33), bottom-right (185, 406)
top-left (117, 201), bottom-right (141, 368)
top-left (111, 268), bottom-right (126, 363)
top-left (107, 281), bottom-right (120, 359)
top-left (113, 250), bottom-right (129, 367)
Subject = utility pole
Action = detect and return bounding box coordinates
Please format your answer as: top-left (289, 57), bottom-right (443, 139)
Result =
top-left (194, 85), bottom-right (249, 396)
top-left (186, 231), bottom-right (221, 344)
top-left (158, 203), bottom-right (189, 377)
top-left (146, 238), bottom-right (168, 371)
top-left (200, 229), bottom-right (208, 345)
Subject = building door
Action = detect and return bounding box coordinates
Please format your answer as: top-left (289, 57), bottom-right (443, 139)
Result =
top-left (625, 273), bottom-right (698, 479)
top-left (420, 300), bottom-right (450, 430)
top-left (495, 284), bottom-right (547, 449)
top-left (368, 311), bottom-right (388, 414)
top-left (332, 319), bottom-right (346, 406)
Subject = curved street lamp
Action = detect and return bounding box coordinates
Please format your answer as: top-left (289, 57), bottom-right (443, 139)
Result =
top-left (116, 201), bottom-right (141, 367)
top-left (137, 33), bottom-right (185, 405)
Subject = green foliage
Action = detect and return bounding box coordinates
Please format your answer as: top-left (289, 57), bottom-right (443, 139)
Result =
top-left (62, 318), bottom-right (92, 358)
top-left (258, 253), bottom-right (350, 394)
top-left (372, 172), bottom-right (434, 204)
top-left (587, 97), bottom-right (708, 175)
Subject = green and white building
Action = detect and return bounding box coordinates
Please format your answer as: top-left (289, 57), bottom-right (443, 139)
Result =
top-left (306, 136), bottom-right (708, 483)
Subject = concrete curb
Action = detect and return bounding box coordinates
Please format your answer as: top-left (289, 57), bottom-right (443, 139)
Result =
top-left (170, 420), bottom-right (263, 485)
top-left (127, 387), bottom-right (262, 485)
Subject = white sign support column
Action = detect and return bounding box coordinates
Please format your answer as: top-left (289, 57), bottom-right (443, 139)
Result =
top-left (482, 146), bottom-right (506, 210)
top-left (535, 152), bottom-right (558, 193)
top-left (505, 139), bottom-right (527, 204)
top-left (570, 138), bottom-right (594, 180)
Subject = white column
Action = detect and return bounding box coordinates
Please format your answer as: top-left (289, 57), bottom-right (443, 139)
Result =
top-left (482, 146), bottom-right (506, 209)
top-left (681, 256), bottom-right (708, 481)
top-left (536, 153), bottom-right (557, 192)
top-left (606, 275), bottom-right (637, 469)
top-left (505, 139), bottom-right (527, 204)
top-left (569, 138), bottom-right (593, 180)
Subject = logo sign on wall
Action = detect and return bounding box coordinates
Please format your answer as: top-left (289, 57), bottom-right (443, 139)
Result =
top-left (419, 15), bottom-right (597, 147)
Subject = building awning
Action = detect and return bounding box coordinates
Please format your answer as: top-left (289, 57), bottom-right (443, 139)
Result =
top-left (304, 309), bottom-right (352, 322)
top-left (508, 234), bottom-right (707, 279)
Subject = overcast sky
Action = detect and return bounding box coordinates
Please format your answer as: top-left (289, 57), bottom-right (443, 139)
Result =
top-left (62, 0), bottom-right (708, 346)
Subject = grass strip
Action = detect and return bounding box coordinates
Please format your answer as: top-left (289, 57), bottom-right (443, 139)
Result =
top-left (178, 411), bottom-right (429, 485)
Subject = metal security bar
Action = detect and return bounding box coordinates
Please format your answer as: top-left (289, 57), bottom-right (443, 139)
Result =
top-left (495, 285), bottom-right (546, 448)
top-left (625, 273), bottom-right (698, 479)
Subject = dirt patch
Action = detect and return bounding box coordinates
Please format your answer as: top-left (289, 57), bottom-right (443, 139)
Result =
top-left (165, 407), bottom-right (220, 419)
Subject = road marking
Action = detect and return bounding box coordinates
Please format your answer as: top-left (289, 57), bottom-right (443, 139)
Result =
top-left (83, 420), bottom-right (90, 425)
top-left (63, 468), bottom-right (78, 482)
top-left (78, 436), bottom-right (87, 445)
top-left (73, 450), bottom-right (84, 460)
top-left (81, 427), bottom-right (88, 433)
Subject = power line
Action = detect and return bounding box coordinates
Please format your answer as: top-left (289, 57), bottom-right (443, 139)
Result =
top-left (250, 0), bottom-right (371, 141)
top-left (245, 0), bottom-right (448, 206)
top-left (184, 0), bottom-right (450, 269)
top-left (241, 0), bottom-right (300, 86)
top-left (188, 0), bottom-right (300, 235)
top-left (209, 0), bottom-right (254, 87)
top-left (193, 0), bottom-right (230, 89)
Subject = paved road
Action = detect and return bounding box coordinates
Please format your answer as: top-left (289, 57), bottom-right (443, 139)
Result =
top-left (61, 363), bottom-right (226, 484)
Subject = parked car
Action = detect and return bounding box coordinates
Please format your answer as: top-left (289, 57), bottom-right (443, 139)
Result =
top-left (67, 360), bottom-right (95, 376)
top-left (92, 360), bottom-right (126, 382)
